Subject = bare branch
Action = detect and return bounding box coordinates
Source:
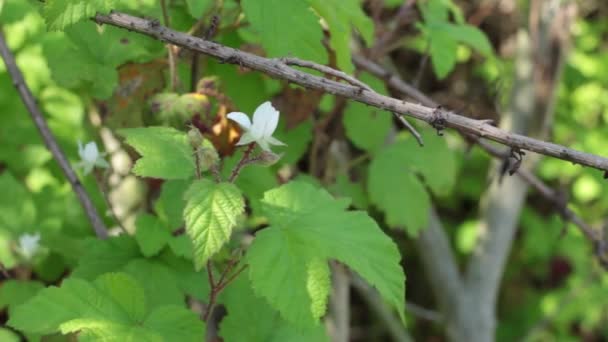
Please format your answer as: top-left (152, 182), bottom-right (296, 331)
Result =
top-left (278, 57), bottom-right (372, 91)
top-left (354, 54), bottom-right (608, 269)
top-left (393, 112), bottom-right (424, 146)
top-left (0, 29), bottom-right (108, 239)
top-left (93, 12), bottom-right (608, 173)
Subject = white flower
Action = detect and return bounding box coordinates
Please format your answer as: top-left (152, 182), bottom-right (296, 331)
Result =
top-left (76, 140), bottom-right (109, 175)
top-left (227, 101), bottom-right (286, 152)
top-left (18, 233), bottom-right (40, 259)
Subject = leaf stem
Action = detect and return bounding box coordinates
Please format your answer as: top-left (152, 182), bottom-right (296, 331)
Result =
top-left (202, 258), bottom-right (247, 321)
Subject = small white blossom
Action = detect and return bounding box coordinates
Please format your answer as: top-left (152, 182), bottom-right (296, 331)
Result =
top-left (76, 140), bottom-right (109, 175)
top-left (18, 233), bottom-right (40, 259)
top-left (227, 101), bottom-right (286, 152)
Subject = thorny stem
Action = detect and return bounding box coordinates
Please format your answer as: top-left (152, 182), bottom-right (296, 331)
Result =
top-left (228, 143), bottom-right (256, 183)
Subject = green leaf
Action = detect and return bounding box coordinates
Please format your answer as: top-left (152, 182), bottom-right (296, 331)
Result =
top-left (0, 172), bottom-right (36, 233)
top-left (446, 24), bottom-right (493, 56)
top-left (428, 29), bottom-right (458, 79)
top-left (219, 275), bottom-right (328, 342)
top-left (8, 273), bottom-right (205, 341)
top-left (368, 141), bottom-right (431, 235)
top-left (183, 180), bottom-right (245, 270)
top-left (306, 257), bottom-right (331, 320)
top-left (308, 0), bottom-right (374, 73)
top-left (43, 0), bottom-right (115, 31)
top-left (343, 72), bottom-right (393, 152)
top-left (0, 328), bottom-right (19, 342)
top-left (399, 128), bottom-right (458, 196)
top-left (185, 0), bottom-right (212, 18)
top-left (241, 0), bottom-right (326, 64)
top-left (329, 174), bottom-right (369, 209)
top-left (122, 259), bottom-right (184, 310)
top-left (119, 126), bottom-right (195, 180)
top-left (0, 280), bottom-right (44, 316)
top-left (247, 181), bottom-right (405, 327)
top-left (71, 236), bottom-right (141, 280)
top-left (155, 179), bottom-right (190, 230)
top-left (273, 119), bottom-right (313, 165)
top-left (135, 213), bottom-right (172, 257)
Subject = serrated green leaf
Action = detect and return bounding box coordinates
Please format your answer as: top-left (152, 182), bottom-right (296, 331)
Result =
top-left (308, 0), bottom-right (373, 73)
top-left (219, 276), bottom-right (328, 342)
top-left (446, 24), bottom-right (493, 56)
top-left (183, 180), bottom-right (245, 270)
top-left (119, 126), bottom-right (195, 180)
top-left (247, 181), bottom-right (405, 327)
top-left (343, 103), bottom-right (392, 152)
top-left (135, 213), bottom-right (172, 257)
top-left (43, 0), bottom-right (115, 31)
top-left (242, 0), bottom-right (326, 64)
top-left (8, 273), bottom-right (204, 341)
top-left (368, 142), bottom-right (431, 235)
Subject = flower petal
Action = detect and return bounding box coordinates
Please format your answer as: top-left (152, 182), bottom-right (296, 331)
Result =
top-left (235, 132), bottom-right (256, 146)
top-left (227, 112), bottom-right (252, 130)
top-left (252, 101), bottom-right (280, 137)
top-left (257, 139), bottom-right (272, 152)
top-left (266, 136), bottom-right (286, 147)
top-left (83, 142), bottom-right (99, 162)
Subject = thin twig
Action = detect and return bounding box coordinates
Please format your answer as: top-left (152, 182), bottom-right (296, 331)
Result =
top-left (160, 0), bottom-right (178, 91)
top-left (93, 12), bottom-right (608, 173)
top-left (393, 112), bottom-right (424, 146)
top-left (278, 57), bottom-right (373, 91)
top-left (0, 29), bottom-right (108, 239)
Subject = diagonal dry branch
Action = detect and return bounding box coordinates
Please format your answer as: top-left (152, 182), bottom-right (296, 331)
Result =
top-left (0, 29), bottom-right (108, 239)
top-left (94, 12), bottom-right (608, 173)
top-left (353, 54), bottom-right (608, 268)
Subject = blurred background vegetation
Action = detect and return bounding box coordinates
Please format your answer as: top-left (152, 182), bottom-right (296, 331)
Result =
top-left (1, 0), bottom-right (607, 341)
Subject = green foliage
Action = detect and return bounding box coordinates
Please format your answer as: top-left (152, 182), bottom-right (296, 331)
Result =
top-left (43, 0), bottom-right (116, 31)
top-left (135, 213), bottom-right (172, 257)
top-left (185, 0), bottom-right (212, 18)
top-left (219, 276), bottom-right (328, 341)
top-left (307, 0), bottom-right (374, 73)
top-left (183, 179), bottom-right (245, 270)
top-left (247, 181), bottom-right (405, 327)
top-left (343, 73), bottom-right (393, 153)
top-left (119, 126), bottom-right (195, 180)
top-left (242, 0), bottom-right (326, 64)
top-left (417, 0), bottom-right (493, 78)
top-left (0, 280), bottom-right (44, 316)
top-left (9, 273), bottom-right (205, 341)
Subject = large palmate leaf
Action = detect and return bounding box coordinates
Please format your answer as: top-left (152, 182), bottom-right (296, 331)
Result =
top-left (8, 273), bottom-right (204, 341)
top-left (247, 181), bottom-right (405, 328)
